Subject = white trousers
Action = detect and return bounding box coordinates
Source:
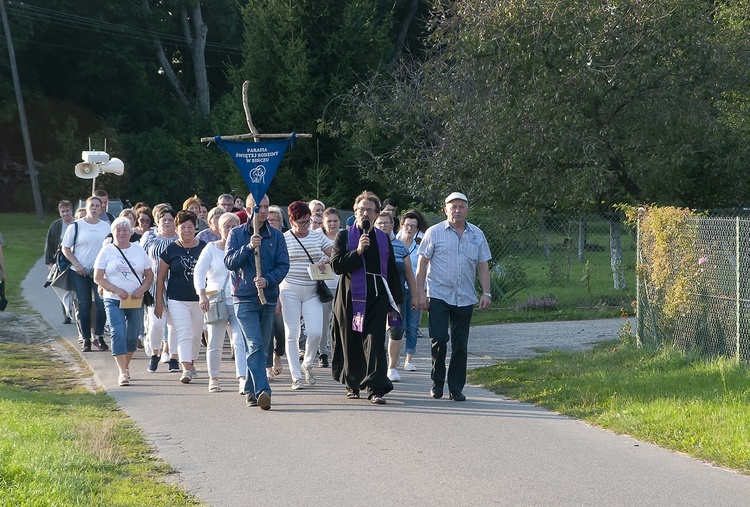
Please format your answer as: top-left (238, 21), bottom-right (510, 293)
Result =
top-left (279, 281), bottom-right (323, 380)
top-left (167, 299), bottom-right (203, 364)
top-left (145, 304), bottom-right (175, 356)
top-left (205, 303), bottom-right (246, 379)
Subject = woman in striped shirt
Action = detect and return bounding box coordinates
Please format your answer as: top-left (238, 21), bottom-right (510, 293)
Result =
top-left (278, 201), bottom-right (333, 390)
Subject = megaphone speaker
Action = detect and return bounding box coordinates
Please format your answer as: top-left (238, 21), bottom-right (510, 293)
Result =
top-left (75, 162), bottom-right (100, 179)
top-left (100, 158), bottom-right (124, 176)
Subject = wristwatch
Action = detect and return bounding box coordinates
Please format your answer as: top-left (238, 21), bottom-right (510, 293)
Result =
top-left (482, 292), bottom-right (492, 298)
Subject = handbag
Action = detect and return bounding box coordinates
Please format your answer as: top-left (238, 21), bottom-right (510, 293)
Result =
top-left (55, 222), bottom-right (79, 273)
top-left (290, 232), bottom-right (333, 303)
top-left (316, 280), bottom-right (333, 303)
top-left (204, 272), bottom-right (230, 324)
top-left (114, 245), bottom-right (154, 307)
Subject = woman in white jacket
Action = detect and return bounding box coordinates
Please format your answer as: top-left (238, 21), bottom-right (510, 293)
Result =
top-left (194, 212), bottom-right (247, 393)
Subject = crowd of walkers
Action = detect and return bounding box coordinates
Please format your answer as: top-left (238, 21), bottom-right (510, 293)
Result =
top-left (44, 188), bottom-right (492, 410)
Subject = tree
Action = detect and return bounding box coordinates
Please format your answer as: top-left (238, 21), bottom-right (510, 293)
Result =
top-left (0, 0), bottom-right (245, 210)
top-left (218, 0), bottom-right (432, 206)
top-left (332, 0), bottom-right (750, 212)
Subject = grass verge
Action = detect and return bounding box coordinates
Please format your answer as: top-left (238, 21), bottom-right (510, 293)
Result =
top-left (0, 342), bottom-right (203, 506)
top-left (0, 212), bottom-right (203, 506)
top-left (468, 332), bottom-right (750, 474)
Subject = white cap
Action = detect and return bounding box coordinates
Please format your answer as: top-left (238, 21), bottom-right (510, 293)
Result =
top-left (445, 192), bottom-right (468, 204)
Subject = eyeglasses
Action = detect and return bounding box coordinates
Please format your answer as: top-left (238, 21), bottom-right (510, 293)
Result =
top-left (357, 207), bottom-right (377, 214)
top-left (295, 219), bottom-right (311, 226)
top-left (402, 223), bottom-right (417, 229)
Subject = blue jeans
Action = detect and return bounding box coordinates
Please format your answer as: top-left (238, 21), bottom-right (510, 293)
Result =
top-left (388, 289), bottom-right (421, 355)
top-left (104, 298), bottom-right (144, 356)
top-left (235, 301), bottom-right (275, 397)
top-left (69, 270), bottom-right (106, 341)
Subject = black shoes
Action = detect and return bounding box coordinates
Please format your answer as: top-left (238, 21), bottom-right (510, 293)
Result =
top-left (246, 394), bottom-right (258, 407)
top-left (318, 354), bottom-right (329, 368)
top-left (63, 316), bottom-right (72, 324)
top-left (92, 336), bottom-right (109, 351)
top-left (449, 391), bottom-right (466, 402)
top-left (148, 355), bottom-right (160, 372)
top-left (430, 383), bottom-right (443, 399)
top-left (168, 358), bottom-right (181, 372)
top-left (81, 340), bottom-right (92, 352)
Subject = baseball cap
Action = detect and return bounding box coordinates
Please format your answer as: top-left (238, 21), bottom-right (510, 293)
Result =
top-left (445, 192), bottom-right (468, 204)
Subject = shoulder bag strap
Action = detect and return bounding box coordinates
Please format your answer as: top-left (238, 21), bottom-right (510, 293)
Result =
top-left (114, 245), bottom-right (143, 285)
top-left (71, 221), bottom-right (79, 252)
top-left (290, 232), bottom-right (315, 263)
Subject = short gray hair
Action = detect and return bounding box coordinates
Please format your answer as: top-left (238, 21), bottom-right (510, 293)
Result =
top-left (110, 216), bottom-right (133, 234)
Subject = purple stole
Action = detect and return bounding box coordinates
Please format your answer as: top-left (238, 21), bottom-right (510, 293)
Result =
top-left (348, 226), bottom-right (400, 332)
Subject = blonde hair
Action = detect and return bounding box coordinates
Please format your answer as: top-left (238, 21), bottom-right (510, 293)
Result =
top-left (218, 212), bottom-right (240, 229)
top-left (267, 205), bottom-right (284, 222)
top-left (183, 195), bottom-right (202, 210)
top-left (308, 199), bottom-right (325, 215)
top-left (206, 206), bottom-right (224, 227)
top-left (119, 208), bottom-right (137, 224)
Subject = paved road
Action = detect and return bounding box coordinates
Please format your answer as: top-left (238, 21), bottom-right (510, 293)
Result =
top-left (23, 259), bottom-right (750, 506)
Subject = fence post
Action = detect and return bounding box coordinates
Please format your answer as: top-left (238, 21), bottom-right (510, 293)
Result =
top-left (636, 213), bottom-right (643, 347)
top-left (736, 217), bottom-right (741, 363)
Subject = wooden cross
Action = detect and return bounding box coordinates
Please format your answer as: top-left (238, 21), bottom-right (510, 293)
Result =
top-left (202, 81), bottom-right (312, 304)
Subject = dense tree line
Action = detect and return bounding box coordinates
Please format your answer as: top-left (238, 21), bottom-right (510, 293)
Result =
top-left (1, 0), bottom-right (748, 214)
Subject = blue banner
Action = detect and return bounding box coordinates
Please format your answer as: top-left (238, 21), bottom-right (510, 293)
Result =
top-left (215, 134), bottom-right (295, 210)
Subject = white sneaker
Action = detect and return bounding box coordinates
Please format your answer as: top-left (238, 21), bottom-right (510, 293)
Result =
top-left (160, 350), bottom-right (170, 363)
top-left (302, 365), bottom-right (316, 385)
top-left (387, 368), bottom-right (400, 382)
top-left (291, 378), bottom-right (305, 390)
top-left (238, 377), bottom-right (246, 395)
top-left (404, 362), bottom-right (417, 371)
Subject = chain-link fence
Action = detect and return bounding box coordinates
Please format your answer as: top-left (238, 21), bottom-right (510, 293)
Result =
top-left (636, 215), bottom-right (750, 361)
top-left (421, 211), bottom-right (636, 312)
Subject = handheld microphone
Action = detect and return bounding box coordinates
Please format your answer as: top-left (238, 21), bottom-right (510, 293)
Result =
top-left (361, 219), bottom-right (371, 251)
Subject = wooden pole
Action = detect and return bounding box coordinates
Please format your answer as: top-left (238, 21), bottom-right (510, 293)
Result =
top-left (1, 0), bottom-right (44, 222)
top-left (242, 81), bottom-right (267, 305)
top-left (207, 80), bottom-right (312, 305)
top-left (200, 132), bottom-right (312, 143)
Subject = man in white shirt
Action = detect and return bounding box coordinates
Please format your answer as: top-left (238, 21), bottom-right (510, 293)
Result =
top-left (416, 192), bottom-right (492, 401)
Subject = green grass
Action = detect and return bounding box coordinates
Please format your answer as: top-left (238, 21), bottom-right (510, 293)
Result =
top-left (0, 344), bottom-right (203, 506)
top-left (469, 336), bottom-right (750, 474)
top-left (1, 213), bottom-right (59, 305)
top-left (0, 212), bottom-right (204, 506)
top-left (470, 214), bottom-right (638, 322)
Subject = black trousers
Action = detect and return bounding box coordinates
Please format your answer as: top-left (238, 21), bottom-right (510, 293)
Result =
top-left (427, 298), bottom-right (474, 393)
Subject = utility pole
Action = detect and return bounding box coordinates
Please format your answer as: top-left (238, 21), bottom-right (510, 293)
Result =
top-left (1, 0), bottom-right (45, 221)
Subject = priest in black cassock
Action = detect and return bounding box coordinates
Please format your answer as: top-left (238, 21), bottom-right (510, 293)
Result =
top-left (331, 191), bottom-right (403, 405)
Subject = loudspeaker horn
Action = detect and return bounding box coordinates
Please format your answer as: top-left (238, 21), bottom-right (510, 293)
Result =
top-left (100, 158), bottom-right (124, 176)
top-left (74, 162), bottom-right (100, 179)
